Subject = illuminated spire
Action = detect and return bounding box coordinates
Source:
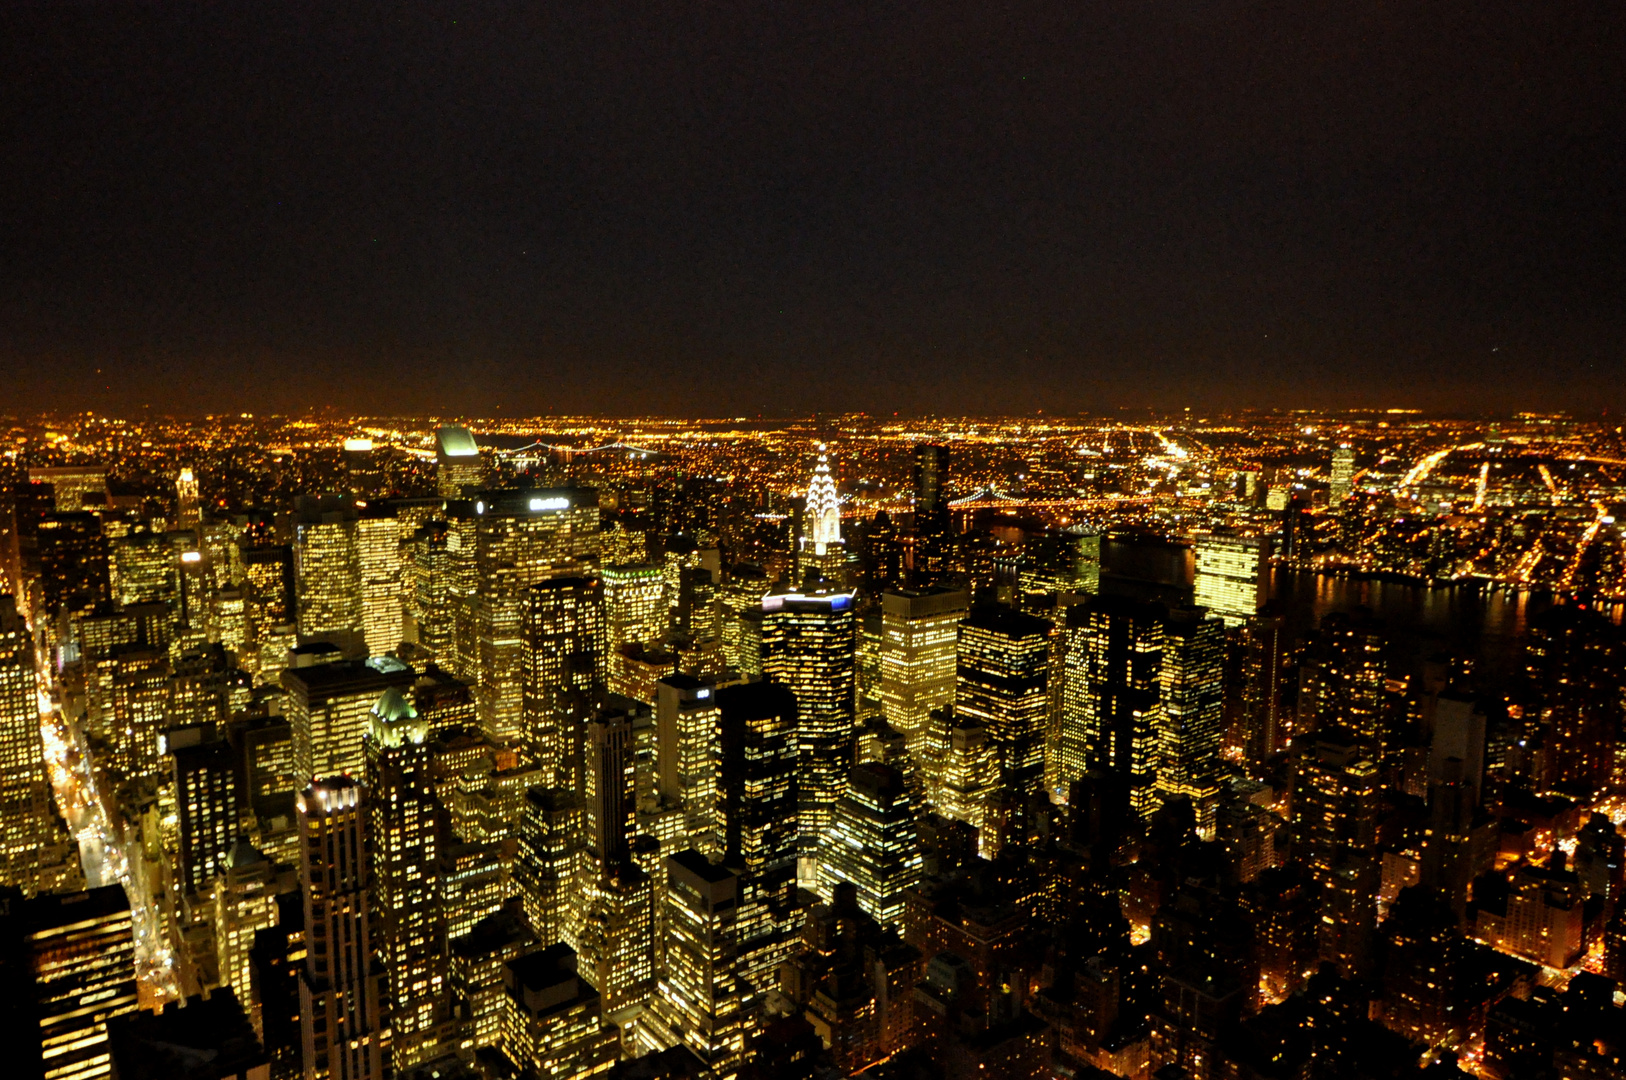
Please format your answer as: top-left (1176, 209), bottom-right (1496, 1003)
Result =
top-left (805, 445), bottom-right (841, 554)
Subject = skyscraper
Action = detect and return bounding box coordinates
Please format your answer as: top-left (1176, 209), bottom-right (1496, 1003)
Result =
top-left (1062, 594), bottom-right (1166, 818)
top-left (364, 688), bottom-right (448, 1068)
top-left (760, 577), bottom-right (856, 883)
top-left (715, 680), bottom-right (800, 993)
top-left (657, 674), bottom-right (724, 858)
top-left (954, 606), bottom-right (1054, 851)
top-left (1191, 534), bottom-right (1265, 628)
top-left (913, 444), bottom-right (949, 521)
top-left (1329, 444), bottom-right (1355, 504)
top-left (169, 729), bottom-right (241, 904)
top-left (1240, 602), bottom-right (1287, 765)
top-left (0, 595), bottom-right (78, 895)
top-left (652, 850), bottom-right (752, 1076)
top-left (435, 425), bottom-right (484, 499)
top-left (818, 762), bottom-right (922, 927)
top-left (298, 777), bottom-right (388, 1080)
top-left (523, 576), bottom-right (603, 788)
top-left (355, 507), bottom-right (403, 658)
top-left (284, 656), bottom-right (416, 785)
top-left (499, 944), bottom-right (621, 1080)
top-left (292, 498), bottom-right (363, 655)
top-left (4, 885), bottom-right (139, 1080)
top-left (1292, 732), bottom-right (1381, 979)
top-left (799, 447), bottom-right (846, 583)
top-left (602, 564), bottom-right (668, 693)
top-left (1154, 608), bottom-right (1227, 836)
top-left (878, 586), bottom-right (968, 756)
top-left (469, 488), bottom-right (600, 744)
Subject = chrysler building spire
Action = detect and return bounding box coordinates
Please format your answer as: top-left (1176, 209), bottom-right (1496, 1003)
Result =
top-left (805, 446), bottom-right (842, 555)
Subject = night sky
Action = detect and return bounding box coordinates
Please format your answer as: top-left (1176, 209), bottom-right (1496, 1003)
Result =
top-left (3, 1), bottom-right (1624, 416)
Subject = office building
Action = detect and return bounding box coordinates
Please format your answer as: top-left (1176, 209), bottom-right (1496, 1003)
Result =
top-left (469, 488), bottom-right (600, 744)
top-left (435, 425), bottom-right (484, 499)
top-left (760, 577), bottom-right (856, 883)
top-left (818, 763), bottom-right (921, 927)
top-left (211, 840), bottom-right (281, 1021)
top-left (523, 576), bottom-right (603, 787)
top-left (364, 688), bottom-right (448, 1068)
top-left (0, 596), bottom-right (79, 895)
top-left (5, 885), bottom-right (139, 1080)
top-left (499, 944), bottom-right (619, 1080)
top-left (656, 675), bottom-right (724, 858)
top-left (1241, 603), bottom-right (1287, 764)
top-left (954, 607), bottom-right (1053, 850)
top-left (1292, 732), bottom-right (1381, 979)
top-left (602, 563), bottom-right (668, 699)
top-left (292, 497), bottom-right (364, 655)
top-left (355, 509), bottom-right (402, 658)
top-left (297, 777), bottom-right (387, 1080)
top-left (1154, 608), bottom-right (1227, 836)
top-left (877, 587), bottom-right (968, 755)
top-left (170, 730), bottom-right (242, 903)
top-left (652, 851), bottom-right (751, 1076)
top-left (798, 448), bottom-right (847, 582)
top-left (1330, 445), bottom-right (1355, 504)
top-left (1192, 534), bottom-right (1264, 628)
top-left (284, 656), bottom-right (415, 785)
top-left (715, 680), bottom-right (800, 993)
top-left (1061, 595), bottom-right (1165, 818)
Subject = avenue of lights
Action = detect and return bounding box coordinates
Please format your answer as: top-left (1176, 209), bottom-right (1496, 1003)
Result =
top-left (0, 408), bottom-right (1623, 1080)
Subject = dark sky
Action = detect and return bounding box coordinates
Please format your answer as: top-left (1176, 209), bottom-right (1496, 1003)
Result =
top-left (3, 1), bottom-right (1624, 417)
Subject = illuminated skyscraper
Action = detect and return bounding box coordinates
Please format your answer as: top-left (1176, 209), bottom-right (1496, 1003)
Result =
top-left (107, 645), bottom-right (171, 785)
top-left (818, 763), bottom-right (921, 927)
top-left (470, 488), bottom-right (600, 744)
top-left (1240, 602), bottom-right (1287, 765)
top-left (657, 675), bottom-right (723, 857)
top-left (931, 712), bottom-right (999, 852)
top-left (878, 586), bottom-right (968, 755)
top-left (292, 498), bottom-right (363, 654)
top-left (110, 530), bottom-right (182, 612)
top-left (435, 425), bottom-right (484, 499)
top-left (513, 786), bottom-right (583, 950)
top-left (364, 688), bottom-right (448, 1068)
top-left (1153, 608), bottom-right (1227, 836)
top-left (1292, 731), bottom-right (1380, 979)
top-left (954, 607), bottom-right (1054, 850)
top-left (298, 777), bottom-right (388, 1080)
top-left (652, 850), bottom-right (751, 1076)
top-left (574, 711), bottom-right (654, 1017)
top-left (5, 885), bottom-right (138, 1080)
top-left (284, 656), bottom-right (416, 785)
top-left (499, 944), bottom-right (619, 1080)
top-left (760, 577), bottom-right (856, 882)
top-left (799, 447), bottom-right (845, 577)
top-left (169, 729), bottom-right (241, 904)
top-left (523, 576), bottom-right (603, 787)
top-left (355, 508), bottom-right (403, 658)
top-left (1329, 444), bottom-right (1355, 504)
top-left (0, 596), bottom-right (78, 895)
top-left (603, 563), bottom-right (669, 698)
top-left (912, 443), bottom-right (949, 523)
top-left (403, 520), bottom-right (453, 663)
top-left (211, 840), bottom-right (280, 1033)
top-left (1192, 534), bottom-right (1264, 628)
top-left (715, 680), bottom-right (800, 993)
top-left (175, 466), bottom-right (201, 529)
top-left (1062, 595), bottom-right (1165, 818)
